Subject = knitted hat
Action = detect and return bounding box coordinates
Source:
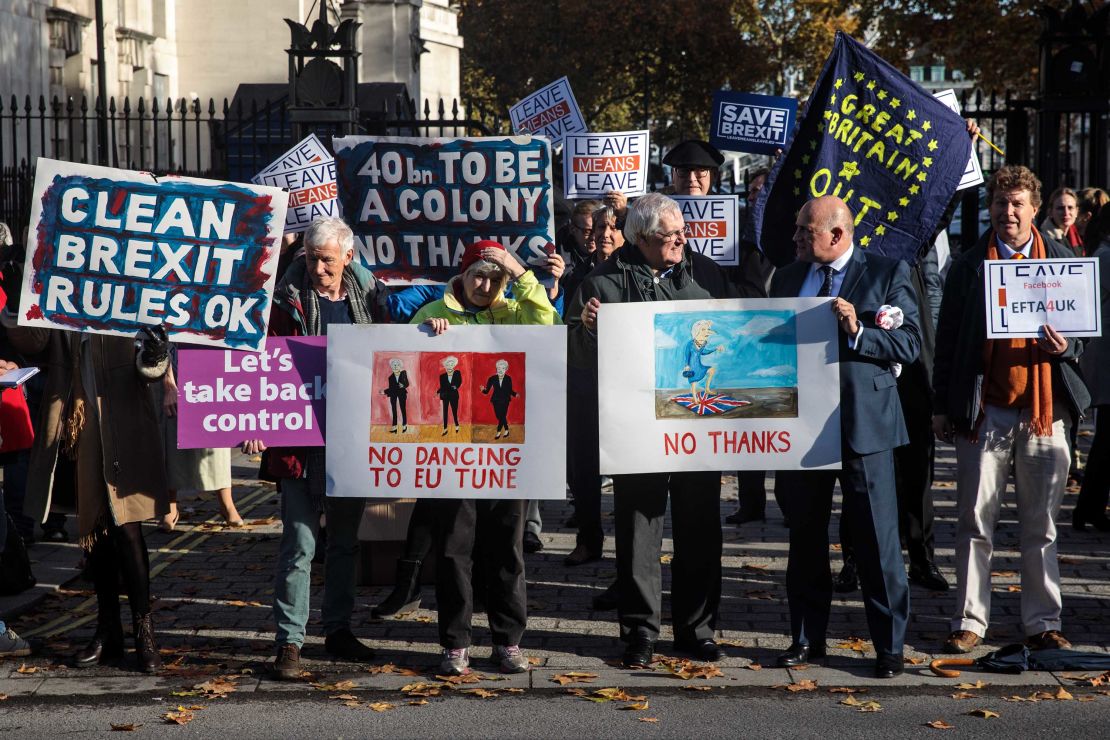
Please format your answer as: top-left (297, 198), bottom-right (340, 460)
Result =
top-left (460, 239), bottom-right (506, 273)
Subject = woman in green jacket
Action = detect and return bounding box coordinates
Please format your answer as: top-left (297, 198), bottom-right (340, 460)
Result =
top-left (413, 240), bottom-right (558, 676)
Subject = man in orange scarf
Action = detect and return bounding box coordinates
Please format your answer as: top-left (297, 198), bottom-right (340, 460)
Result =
top-left (932, 166), bottom-right (1090, 655)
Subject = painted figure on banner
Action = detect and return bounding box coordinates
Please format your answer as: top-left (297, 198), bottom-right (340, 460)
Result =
top-left (654, 310), bottom-right (798, 419)
top-left (482, 359), bottom-right (518, 439)
top-left (438, 356), bottom-right (463, 435)
top-left (381, 357), bottom-right (410, 433)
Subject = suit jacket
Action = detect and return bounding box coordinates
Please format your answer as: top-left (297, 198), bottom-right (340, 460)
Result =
top-left (438, 371), bottom-right (462, 400)
top-left (483, 374), bottom-right (517, 404)
top-left (771, 247), bottom-right (922, 455)
top-left (384, 370), bottom-right (409, 398)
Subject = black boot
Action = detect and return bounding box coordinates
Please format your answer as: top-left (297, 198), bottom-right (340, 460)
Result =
top-left (132, 613), bottom-right (162, 673)
top-left (75, 623), bottom-right (125, 668)
top-left (370, 559), bottom-right (422, 618)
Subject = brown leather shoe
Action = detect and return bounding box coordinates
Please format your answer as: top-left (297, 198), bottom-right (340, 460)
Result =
top-left (943, 630), bottom-right (981, 654)
top-left (271, 643), bottom-right (302, 681)
top-left (1026, 630), bottom-right (1071, 650)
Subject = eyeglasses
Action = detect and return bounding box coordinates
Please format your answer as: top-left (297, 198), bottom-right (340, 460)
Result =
top-left (654, 227), bottom-right (686, 244)
top-left (674, 167), bottom-right (712, 178)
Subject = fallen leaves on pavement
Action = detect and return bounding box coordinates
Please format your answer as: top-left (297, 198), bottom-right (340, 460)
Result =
top-left (954, 680), bottom-right (987, 690)
top-left (967, 708), bottom-right (1000, 718)
top-left (368, 702), bottom-right (395, 712)
top-left (367, 663), bottom-right (420, 677)
top-left (311, 679), bottom-right (358, 692)
top-left (744, 662), bottom-right (763, 671)
top-left (15, 664), bottom-right (38, 674)
top-left (839, 695), bottom-right (882, 712)
top-left (773, 679), bottom-right (818, 693)
top-left (829, 687), bottom-right (865, 694)
top-left (621, 701), bottom-right (650, 711)
top-left (550, 672), bottom-right (599, 685)
top-left (951, 691), bottom-right (979, 699)
top-left (639, 718), bottom-right (660, 723)
top-left (925, 719), bottom-right (955, 730)
top-left (659, 554), bottom-right (673, 564)
top-left (836, 637), bottom-right (871, 654)
top-left (162, 706), bottom-right (201, 725)
top-left (192, 676), bottom-right (240, 697)
top-left (656, 657), bottom-right (723, 680)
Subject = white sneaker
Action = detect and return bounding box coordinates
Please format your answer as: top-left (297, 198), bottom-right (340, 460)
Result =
top-left (439, 647), bottom-right (470, 675)
top-left (492, 644), bottom-right (529, 674)
top-left (0, 628), bottom-right (32, 657)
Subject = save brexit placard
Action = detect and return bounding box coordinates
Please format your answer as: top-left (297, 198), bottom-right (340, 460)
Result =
top-left (325, 324), bottom-right (567, 499)
top-left (18, 158), bottom-right (286, 350)
top-left (176, 336), bottom-right (327, 448)
top-left (709, 91), bottom-right (797, 155)
top-left (562, 131), bottom-right (650, 199)
top-left (509, 76), bottom-right (587, 145)
top-left (671, 195), bottom-right (740, 267)
top-left (253, 134), bottom-right (339, 234)
top-left (332, 135), bottom-right (555, 285)
top-left (984, 258), bottom-right (1101, 339)
top-left (596, 298), bottom-right (841, 474)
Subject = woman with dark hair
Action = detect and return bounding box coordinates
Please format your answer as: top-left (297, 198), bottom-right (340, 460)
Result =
top-left (1076, 205), bottom-right (1110, 531)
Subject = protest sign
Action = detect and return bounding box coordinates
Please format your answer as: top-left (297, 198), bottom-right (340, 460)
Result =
top-left (253, 134), bottom-right (338, 234)
top-left (754, 32), bottom-right (971, 267)
top-left (326, 324), bottom-right (566, 499)
top-left (597, 298), bottom-right (841, 474)
top-left (709, 91), bottom-right (797, 155)
top-left (672, 195), bottom-right (740, 266)
top-left (509, 76), bottom-right (587, 144)
top-left (984, 257), bottom-right (1101, 338)
top-left (562, 131), bottom-right (650, 199)
top-left (19, 158), bottom-right (286, 350)
top-left (257, 133), bottom-right (331, 177)
top-left (933, 89), bottom-right (984, 191)
top-left (332, 135), bottom-right (555, 285)
top-left (176, 337), bottom-right (327, 448)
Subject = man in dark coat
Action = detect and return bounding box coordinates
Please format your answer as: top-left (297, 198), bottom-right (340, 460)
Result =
top-left (772, 195), bottom-right (921, 679)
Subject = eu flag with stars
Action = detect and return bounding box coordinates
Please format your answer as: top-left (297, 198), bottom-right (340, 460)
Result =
top-left (753, 32), bottom-right (971, 267)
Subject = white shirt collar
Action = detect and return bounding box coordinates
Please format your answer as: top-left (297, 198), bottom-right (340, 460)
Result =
top-left (995, 233), bottom-right (1033, 259)
top-left (815, 242), bottom-right (855, 274)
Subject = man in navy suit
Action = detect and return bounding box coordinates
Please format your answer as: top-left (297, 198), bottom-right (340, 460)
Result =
top-left (771, 196), bottom-right (921, 679)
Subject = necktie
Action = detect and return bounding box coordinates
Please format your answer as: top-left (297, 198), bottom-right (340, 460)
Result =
top-left (818, 265), bottom-right (835, 297)
top-left (1012, 252), bottom-right (1025, 260)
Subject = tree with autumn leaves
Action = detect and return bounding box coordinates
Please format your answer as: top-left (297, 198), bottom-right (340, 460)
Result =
top-left (457, 0), bottom-right (1085, 145)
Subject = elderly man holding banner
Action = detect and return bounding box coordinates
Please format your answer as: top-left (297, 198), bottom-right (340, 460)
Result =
top-left (568, 193), bottom-right (735, 667)
top-left (246, 217), bottom-right (383, 680)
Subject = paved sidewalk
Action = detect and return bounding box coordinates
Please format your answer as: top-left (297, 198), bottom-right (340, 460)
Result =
top-left (2, 437), bottom-right (1108, 698)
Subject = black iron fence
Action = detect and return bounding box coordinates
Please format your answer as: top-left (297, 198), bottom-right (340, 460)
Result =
top-left (0, 93), bottom-right (495, 246)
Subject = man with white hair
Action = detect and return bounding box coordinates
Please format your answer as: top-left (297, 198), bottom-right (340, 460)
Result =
top-left (567, 193), bottom-right (736, 667)
top-left (246, 217), bottom-right (382, 679)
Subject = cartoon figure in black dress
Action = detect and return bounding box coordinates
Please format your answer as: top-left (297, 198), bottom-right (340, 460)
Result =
top-left (481, 359), bottom-right (518, 439)
top-left (438, 356), bottom-right (462, 435)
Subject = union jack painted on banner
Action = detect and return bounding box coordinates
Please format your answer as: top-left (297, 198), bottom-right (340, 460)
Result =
top-left (670, 393), bottom-right (752, 416)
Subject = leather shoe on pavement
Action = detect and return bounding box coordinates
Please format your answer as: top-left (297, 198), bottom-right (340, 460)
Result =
top-left (522, 531), bottom-right (544, 554)
top-left (874, 653), bottom-right (904, 679)
top-left (943, 630), bottom-right (981, 654)
top-left (908, 562), bottom-right (950, 591)
top-left (1026, 630), bottom-right (1071, 650)
top-left (776, 642), bottom-right (826, 667)
top-left (622, 637), bottom-right (655, 668)
top-left (592, 581), bottom-right (619, 611)
top-left (724, 509), bottom-right (765, 525)
top-left (324, 628), bottom-right (375, 662)
top-left (564, 542), bottom-right (602, 567)
top-left (834, 559), bottom-right (858, 593)
top-left (674, 638), bottom-right (721, 662)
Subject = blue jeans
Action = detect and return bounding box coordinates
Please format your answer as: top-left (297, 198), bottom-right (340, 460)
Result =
top-left (272, 477), bottom-right (365, 647)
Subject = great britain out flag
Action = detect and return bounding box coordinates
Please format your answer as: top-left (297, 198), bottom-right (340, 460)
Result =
top-left (754, 32), bottom-right (971, 266)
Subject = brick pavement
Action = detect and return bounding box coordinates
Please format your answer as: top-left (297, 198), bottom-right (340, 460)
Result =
top-left (1, 436), bottom-right (1108, 696)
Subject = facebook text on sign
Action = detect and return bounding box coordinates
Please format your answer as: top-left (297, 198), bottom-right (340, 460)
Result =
top-left (333, 135), bottom-right (555, 285)
top-left (509, 76), bottom-right (587, 145)
top-left (709, 91), bottom-right (797, 155)
top-left (18, 159), bottom-right (286, 351)
top-left (562, 131), bottom-right (650, 199)
top-left (253, 134), bottom-right (339, 234)
top-left (671, 195), bottom-right (740, 266)
top-left (176, 337), bottom-right (327, 449)
top-left (984, 258), bottom-right (1101, 339)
